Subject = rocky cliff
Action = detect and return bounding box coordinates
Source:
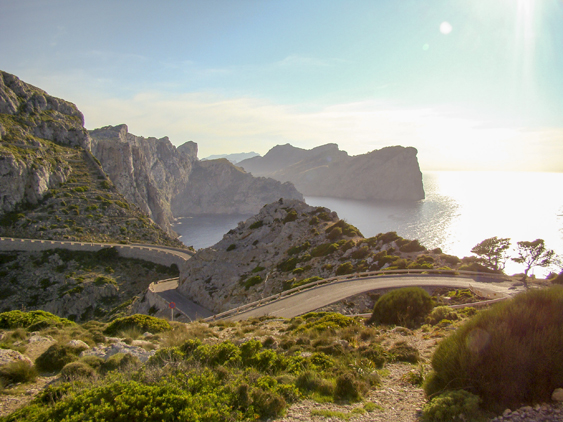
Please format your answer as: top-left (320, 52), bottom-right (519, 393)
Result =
top-left (0, 70), bottom-right (90, 214)
top-left (90, 125), bottom-right (197, 235)
top-left (238, 144), bottom-right (425, 201)
top-left (90, 125), bottom-right (304, 234)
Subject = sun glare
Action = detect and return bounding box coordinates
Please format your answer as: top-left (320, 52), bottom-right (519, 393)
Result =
top-left (439, 21), bottom-right (453, 34)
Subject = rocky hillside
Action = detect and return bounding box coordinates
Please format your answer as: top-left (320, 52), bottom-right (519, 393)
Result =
top-left (0, 248), bottom-right (178, 323)
top-left (0, 70), bottom-right (90, 214)
top-left (0, 71), bottom-right (184, 247)
top-left (90, 125), bottom-right (304, 234)
top-left (178, 199), bottom-right (458, 313)
top-left (238, 144), bottom-right (425, 201)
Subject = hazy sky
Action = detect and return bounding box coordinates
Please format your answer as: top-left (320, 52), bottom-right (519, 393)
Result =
top-left (1, 0), bottom-right (562, 171)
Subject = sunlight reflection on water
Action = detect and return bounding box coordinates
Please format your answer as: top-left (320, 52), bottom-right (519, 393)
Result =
top-left (173, 172), bottom-right (563, 277)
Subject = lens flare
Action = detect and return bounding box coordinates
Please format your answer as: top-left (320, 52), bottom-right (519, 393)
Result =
top-left (439, 21), bottom-right (453, 34)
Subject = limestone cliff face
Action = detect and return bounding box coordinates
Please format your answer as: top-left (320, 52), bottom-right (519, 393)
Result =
top-left (90, 125), bottom-right (304, 234)
top-left (90, 125), bottom-right (196, 235)
top-left (171, 159), bottom-right (304, 215)
top-left (0, 70), bottom-right (89, 214)
top-left (239, 144), bottom-right (425, 201)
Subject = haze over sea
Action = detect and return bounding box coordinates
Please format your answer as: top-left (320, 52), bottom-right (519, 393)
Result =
top-left (174, 171), bottom-right (563, 277)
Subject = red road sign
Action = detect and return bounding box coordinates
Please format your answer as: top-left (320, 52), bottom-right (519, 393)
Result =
top-left (169, 302), bottom-right (176, 309)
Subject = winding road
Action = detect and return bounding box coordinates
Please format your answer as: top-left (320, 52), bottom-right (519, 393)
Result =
top-left (0, 237), bottom-right (522, 322)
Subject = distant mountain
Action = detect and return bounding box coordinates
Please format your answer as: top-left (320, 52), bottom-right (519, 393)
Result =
top-left (90, 126), bottom-right (303, 234)
top-left (201, 151), bottom-right (260, 164)
top-left (238, 143), bottom-right (425, 201)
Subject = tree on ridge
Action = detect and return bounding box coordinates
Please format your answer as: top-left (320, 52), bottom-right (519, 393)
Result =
top-left (470, 236), bottom-right (511, 272)
top-left (512, 239), bottom-right (556, 288)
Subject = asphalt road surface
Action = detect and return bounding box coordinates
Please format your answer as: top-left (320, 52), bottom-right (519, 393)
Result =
top-left (222, 274), bottom-right (517, 321)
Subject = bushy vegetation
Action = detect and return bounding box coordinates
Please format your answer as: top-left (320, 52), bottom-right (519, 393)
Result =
top-left (0, 361), bottom-right (38, 386)
top-left (421, 390), bottom-right (484, 422)
top-left (424, 286), bottom-right (563, 411)
top-left (368, 287), bottom-right (434, 327)
top-left (104, 314), bottom-right (171, 336)
top-left (0, 310), bottom-right (74, 330)
top-left (35, 344), bottom-right (86, 373)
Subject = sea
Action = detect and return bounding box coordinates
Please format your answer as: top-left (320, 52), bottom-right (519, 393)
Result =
top-left (172, 171), bottom-right (563, 277)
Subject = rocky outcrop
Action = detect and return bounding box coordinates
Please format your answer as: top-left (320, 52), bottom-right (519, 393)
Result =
top-left (90, 125), bottom-right (196, 235)
top-left (178, 199), bottom-right (343, 312)
top-left (239, 144), bottom-right (425, 201)
top-left (0, 70), bottom-right (90, 215)
top-left (90, 125), bottom-right (303, 233)
top-left (0, 70), bottom-right (90, 149)
top-left (171, 159), bottom-right (303, 215)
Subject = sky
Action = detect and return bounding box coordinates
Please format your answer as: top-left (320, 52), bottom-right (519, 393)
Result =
top-left (1, 0), bottom-right (562, 171)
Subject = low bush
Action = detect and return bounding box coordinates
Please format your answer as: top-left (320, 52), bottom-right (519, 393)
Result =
top-left (249, 220), bottom-right (264, 230)
top-left (60, 361), bottom-right (96, 380)
top-left (310, 243), bottom-right (339, 258)
top-left (283, 209), bottom-right (298, 223)
top-left (424, 286), bottom-right (563, 411)
top-left (291, 276), bottom-right (323, 289)
top-left (0, 310), bottom-right (74, 330)
top-left (101, 353), bottom-right (141, 373)
top-left (334, 372), bottom-right (363, 402)
top-left (335, 262), bottom-right (354, 276)
top-left (421, 390), bottom-right (483, 422)
top-left (244, 275), bottom-right (263, 290)
top-left (399, 239), bottom-right (426, 253)
top-left (426, 306), bottom-right (458, 325)
top-left (327, 227), bottom-right (342, 241)
top-left (0, 360), bottom-right (38, 386)
top-left (388, 341), bottom-right (419, 363)
top-left (360, 344), bottom-right (387, 368)
top-left (104, 314), bottom-right (171, 336)
top-left (35, 344), bottom-right (82, 373)
top-left (368, 287), bottom-right (433, 327)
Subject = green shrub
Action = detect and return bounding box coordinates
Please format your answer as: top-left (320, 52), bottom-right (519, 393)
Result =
top-left (369, 287), bottom-right (433, 327)
top-left (60, 361), bottom-right (96, 380)
top-left (277, 257), bottom-right (299, 272)
top-left (426, 306), bottom-right (458, 325)
top-left (0, 310), bottom-right (74, 330)
top-left (334, 372), bottom-right (362, 402)
top-left (226, 244), bottom-right (236, 252)
top-left (421, 390), bottom-right (483, 422)
top-left (283, 209), bottom-right (298, 223)
top-left (389, 341), bottom-right (419, 363)
top-left (291, 276), bottom-right (323, 289)
top-left (0, 360), bottom-right (38, 386)
top-left (424, 286), bottom-right (563, 411)
top-left (35, 344), bottom-right (81, 372)
top-left (327, 226), bottom-right (342, 241)
top-left (376, 231), bottom-right (401, 244)
top-left (244, 275), bottom-right (263, 290)
top-left (360, 344), bottom-right (387, 368)
top-left (351, 246), bottom-right (369, 259)
top-left (336, 262), bottom-right (354, 276)
top-left (399, 239), bottom-right (426, 253)
top-left (101, 353), bottom-right (141, 373)
top-left (104, 314), bottom-right (171, 336)
top-left (310, 243), bottom-right (338, 257)
top-left (249, 220), bottom-right (264, 229)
